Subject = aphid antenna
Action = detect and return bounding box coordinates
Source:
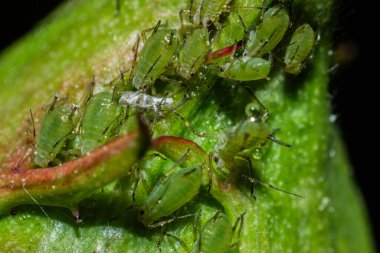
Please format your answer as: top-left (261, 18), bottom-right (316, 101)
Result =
top-left (268, 134), bottom-right (291, 148)
top-left (239, 173), bottom-right (304, 198)
top-left (21, 180), bottom-right (51, 220)
top-left (115, 0), bottom-right (121, 16)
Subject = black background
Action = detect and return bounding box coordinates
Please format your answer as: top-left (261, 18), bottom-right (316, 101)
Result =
top-left (0, 0), bottom-right (378, 249)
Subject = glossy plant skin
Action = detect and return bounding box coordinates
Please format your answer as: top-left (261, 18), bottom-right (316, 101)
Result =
top-left (0, 0), bottom-right (374, 252)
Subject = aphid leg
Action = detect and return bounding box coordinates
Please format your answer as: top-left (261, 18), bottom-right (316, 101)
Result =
top-left (268, 134), bottom-right (291, 147)
top-left (131, 35), bottom-right (140, 69)
top-left (174, 113), bottom-right (208, 138)
top-left (47, 94), bottom-right (59, 112)
top-left (158, 76), bottom-right (184, 88)
top-left (75, 78), bottom-right (95, 132)
top-left (234, 154), bottom-right (256, 197)
top-left (207, 152), bottom-right (214, 192)
top-left (239, 172), bottom-right (304, 198)
top-left (28, 109), bottom-right (36, 140)
top-left (149, 213), bottom-right (196, 229)
top-left (193, 209), bottom-right (202, 242)
top-left (167, 93), bottom-right (190, 112)
top-left (141, 20), bottom-right (166, 42)
top-left (229, 211), bottom-right (246, 249)
top-left (179, 9), bottom-right (191, 30)
top-left (131, 166), bottom-right (149, 202)
top-left (246, 88), bottom-right (269, 120)
top-left (140, 55), bottom-right (161, 92)
top-left (161, 230), bottom-right (191, 253)
top-left (261, 0), bottom-right (267, 21)
top-left (237, 13), bottom-right (249, 36)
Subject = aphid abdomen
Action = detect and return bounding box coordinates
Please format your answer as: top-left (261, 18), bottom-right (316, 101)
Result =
top-left (214, 0), bottom-right (264, 50)
top-left (245, 6), bottom-right (290, 57)
top-left (132, 29), bottom-right (178, 90)
top-left (284, 24), bottom-right (315, 75)
top-left (138, 166), bottom-right (202, 226)
top-left (34, 106), bottom-right (74, 167)
top-left (220, 57), bottom-right (271, 81)
top-left (193, 213), bottom-right (233, 253)
top-left (198, 0), bottom-right (232, 26)
top-left (79, 91), bottom-right (121, 155)
top-left (178, 28), bottom-right (210, 79)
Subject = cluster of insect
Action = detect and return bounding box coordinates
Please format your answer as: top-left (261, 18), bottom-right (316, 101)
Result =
top-left (9, 0), bottom-right (316, 251)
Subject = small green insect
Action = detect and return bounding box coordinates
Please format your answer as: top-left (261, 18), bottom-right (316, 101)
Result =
top-left (218, 56), bottom-right (271, 81)
top-left (191, 210), bottom-right (245, 253)
top-left (214, 96), bottom-right (288, 170)
top-left (130, 20), bottom-right (178, 91)
top-left (244, 5), bottom-right (290, 57)
top-left (175, 27), bottom-right (210, 79)
top-left (212, 0), bottom-right (265, 51)
top-left (34, 96), bottom-right (75, 167)
top-left (284, 23), bottom-right (315, 75)
top-left (75, 88), bottom-right (124, 155)
top-left (138, 160), bottom-right (203, 227)
top-left (179, 0), bottom-right (233, 28)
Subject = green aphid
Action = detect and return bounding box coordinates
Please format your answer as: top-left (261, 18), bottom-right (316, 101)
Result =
top-left (219, 57), bottom-right (271, 81)
top-left (214, 99), bottom-right (288, 170)
top-left (284, 23), bottom-right (315, 75)
top-left (177, 27), bottom-right (210, 79)
top-left (192, 211), bottom-right (244, 253)
top-left (213, 0), bottom-right (265, 51)
top-left (131, 21), bottom-right (178, 91)
top-left (138, 165), bottom-right (202, 227)
top-left (76, 91), bottom-right (124, 155)
top-left (180, 0), bottom-right (233, 28)
top-left (244, 5), bottom-right (290, 57)
top-left (34, 97), bottom-right (75, 168)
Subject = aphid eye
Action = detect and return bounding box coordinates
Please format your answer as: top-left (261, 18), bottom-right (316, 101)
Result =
top-left (139, 210), bottom-right (145, 216)
top-left (190, 72), bottom-right (195, 77)
top-left (245, 103), bottom-right (261, 120)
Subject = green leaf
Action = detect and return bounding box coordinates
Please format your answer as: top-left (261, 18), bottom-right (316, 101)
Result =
top-left (0, 0), bottom-right (374, 252)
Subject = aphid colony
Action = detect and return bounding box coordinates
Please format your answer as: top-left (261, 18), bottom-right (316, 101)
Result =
top-left (1, 0), bottom-right (315, 251)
